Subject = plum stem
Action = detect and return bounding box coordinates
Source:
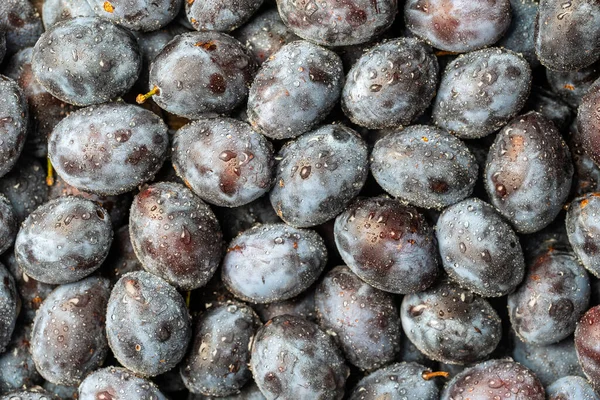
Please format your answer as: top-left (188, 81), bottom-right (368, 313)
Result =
top-left (46, 157), bottom-right (55, 186)
top-left (422, 370), bottom-right (449, 380)
top-left (136, 86), bottom-right (160, 104)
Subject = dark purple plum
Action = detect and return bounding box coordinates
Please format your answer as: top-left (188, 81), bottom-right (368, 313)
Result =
top-left (575, 306), bottom-right (600, 392)
top-left (144, 31), bottom-right (256, 119)
top-left (0, 263), bottom-right (18, 354)
top-left (188, 383), bottom-right (266, 400)
top-left (0, 324), bottom-right (42, 395)
top-left (569, 122), bottom-right (600, 196)
top-left (0, 195), bottom-right (17, 255)
top-left (535, 0), bottom-right (600, 71)
top-left (269, 124), bottom-right (368, 227)
top-left (511, 334), bottom-right (584, 387)
top-left (129, 182), bottom-right (223, 290)
top-left (32, 17), bottom-right (142, 106)
top-left (30, 276), bottom-right (111, 386)
top-left (577, 78), bottom-right (600, 167)
top-left (547, 376), bottom-right (600, 400)
top-left (315, 266), bottom-right (401, 370)
top-left (48, 175), bottom-right (132, 229)
top-left (436, 198), bottom-right (525, 297)
top-left (250, 315), bottom-right (348, 399)
top-left (79, 366), bottom-right (168, 400)
top-left (0, 387), bottom-right (59, 400)
top-left (0, 0), bottom-right (44, 55)
top-left (234, 8), bottom-right (299, 66)
top-left (508, 248), bottom-right (590, 345)
top-left (401, 280), bottom-right (502, 365)
top-left (0, 76), bottom-right (28, 179)
top-left (432, 48), bottom-right (532, 139)
top-left (172, 117), bottom-right (274, 208)
top-left (341, 38), bottom-right (438, 129)
top-left (42, 382), bottom-right (77, 400)
top-left (41, 0), bottom-right (95, 29)
top-left (348, 362), bottom-right (439, 400)
top-left (185, 0), bottom-right (262, 31)
top-left (216, 195), bottom-right (281, 241)
top-left (566, 193), bottom-right (600, 278)
top-left (101, 225), bottom-right (142, 284)
top-left (221, 223), bottom-right (327, 303)
top-left (106, 271), bottom-right (191, 377)
top-left (87, 0), bottom-right (182, 31)
top-left (246, 41), bottom-right (344, 140)
top-left (0, 157), bottom-right (48, 223)
top-left (334, 197), bottom-right (439, 294)
top-left (547, 62), bottom-right (600, 108)
top-left (404, 0), bottom-right (511, 53)
top-left (484, 112), bottom-right (573, 234)
top-left (4, 47), bottom-right (78, 159)
top-left (276, 0), bottom-right (397, 46)
top-left (14, 197), bottom-right (113, 285)
top-left (498, 0), bottom-right (539, 67)
top-left (48, 102), bottom-right (169, 196)
top-left (180, 302), bottom-right (261, 396)
top-left (441, 359), bottom-right (545, 400)
top-left (253, 287), bottom-right (316, 323)
top-left (371, 125), bottom-right (478, 209)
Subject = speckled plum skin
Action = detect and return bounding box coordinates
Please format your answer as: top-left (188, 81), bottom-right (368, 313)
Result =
top-left (186, 0), bottom-right (262, 32)
top-left (87, 0), bottom-right (182, 31)
top-left (14, 197), bottom-right (113, 285)
top-left (276, 0), bottom-right (396, 46)
top-left (221, 223), bottom-right (327, 303)
top-left (348, 362), bottom-right (439, 400)
top-left (0, 158), bottom-right (48, 223)
top-left (371, 126), bottom-right (478, 210)
top-left (334, 197), bottom-right (439, 294)
top-left (575, 306), bottom-right (600, 392)
top-left (0, 0), bottom-right (44, 55)
top-left (247, 41), bottom-right (344, 140)
top-left (498, 0), bottom-right (539, 67)
top-left (4, 47), bottom-right (79, 159)
top-left (508, 249), bottom-right (590, 345)
top-left (0, 324), bottom-right (42, 394)
top-left (187, 383), bottom-right (266, 400)
top-left (535, 0), bottom-right (600, 72)
top-left (441, 359), bottom-right (545, 400)
top-left (436, 198), bottom-right (525, 297)
top-left (315, 266), bottom-right (401, 370)
top-left (234, 8), bottom-right (299, 65)
top-left (401, 280), bottom-right (502, 365)
top-left (31, 276), bottom-right (111, 386)
top-left (341, 38), bottom-right (438, 129)
top-left (41, 0), bottom-right (95, 29)
top-left (253, 287), bottom-right (316, 323)
top-left (547, 63), bottom-right (600, 109)
top-left (180, 302), bottom-right (261, 396)
top-left (0, 388), bottom-right (59, 400)
top-left (547, 376), bottom-right (600, 400)
top-left (32, 17), bottom-right (142, 106)
top-left (48, 102), bottom-right (168, 196)
top-left (148, 31), bottom-right (256, 119)
top-left (106, 271), bottom-right (191, 377)
top-left (511, 335), bottom-right (584, 387)
top-left (433, 48), bottom-right (532, 139)
top-left (172, 118), bottom-right (274, 208)
top-left (566, 193), bottom-right (600, 278)
top-left (577, 79), bottom-right (600, 167)
top-left (250, 315), bottom-right (349, 400)
top-left (0, 195), bottom-right (17, 255)
top-left (485, 112), bottom-right (573, 234)
top-left (0, 76), bottom-right (28, 179)
top-left (404, 0), bottom-right (511, 53)
top-left (269, 124), bottom-right (368, 227)
top-left (79, 366), bottom-right (168, 400)
top-left (129, 182), bottom-right (223, 290)
top-left (0, 263), bottom-right (18, 354)
top-left (569, 123), bottom-right (600, 196)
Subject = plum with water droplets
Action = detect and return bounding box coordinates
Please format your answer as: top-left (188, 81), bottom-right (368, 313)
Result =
top-left (0, 0), bottom-right (43, 55)
top-left (576, 78), bottom-right (600, 168)
top-left (185, 0), bottom-right (262, 32)
top-left (87, 0), bottom-right (182, 31)
top-left (547, 376), bottom-right (600, 400)
top-left (14, 196), bottom-right (113, 285)
top-left (0, 76), bottom-right (28, 179)
top-left (566, 193), bottom-right (600, 278)
top-left (0, 158), bottom-right (47, 224)
top-left (41, 0), bottom-right (95, 29)
top-left (78, 366), bottom-right (168, 400)
top-left (0, 324), bottom-right (42, 395)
